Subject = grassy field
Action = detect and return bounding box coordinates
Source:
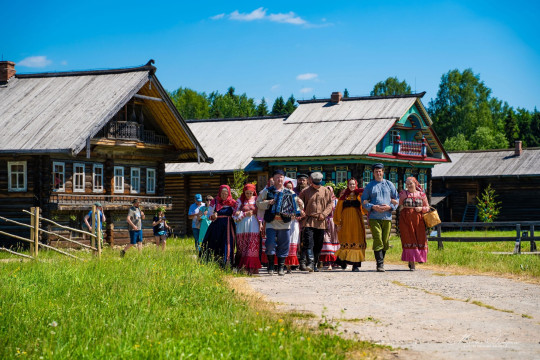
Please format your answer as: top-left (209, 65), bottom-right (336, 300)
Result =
top-left (0, 239), bottom-right (382, 360)
top-left (368, 231), bottom-right (540, 280)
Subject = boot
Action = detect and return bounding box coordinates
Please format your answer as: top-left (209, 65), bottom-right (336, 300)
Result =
top-left (305, 249), bottom-right (314, 272)
top-left (267, 255), bottom-right (275, 275)
top-left (286, 265), bottom-right (292, 274)
top-left (375, 251), bottom-right (385, 272)
top-left (313, 254), bottom-right (321, 272)
top-left (352, 262), bottom-right (361, 272)
top-left (408, 262), bottom-right (416, 271)
top-left (299, 250), bottom-right (308, 271)
top-left (277, 257), bottom-right (286, 276)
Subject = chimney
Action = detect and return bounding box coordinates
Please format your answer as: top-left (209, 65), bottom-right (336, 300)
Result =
top-left (330, 91), bottom-right (342, 103)
top-left (0, 61), bottom-right (16, 83)
top-left (514, 140), bottom-right (523, 156)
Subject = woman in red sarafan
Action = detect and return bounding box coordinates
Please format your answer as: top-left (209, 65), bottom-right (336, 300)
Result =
top-left (398, 177), bottom-right (430, 271)
top-left (233, 184), bottom-right (262, 274)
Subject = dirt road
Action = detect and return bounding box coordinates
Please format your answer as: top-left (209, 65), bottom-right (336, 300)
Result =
top-left (243, 262), bottom-right (540, 359)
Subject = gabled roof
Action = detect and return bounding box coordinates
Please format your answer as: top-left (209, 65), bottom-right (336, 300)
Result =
top-left (254, 93), bottom-right (430, 159)
top-left (432, 148), bottom-right (540, 178)
top-left (0, 60), bottom-right (210, 163)
top-left (166, 116), bottom-right (286, 174)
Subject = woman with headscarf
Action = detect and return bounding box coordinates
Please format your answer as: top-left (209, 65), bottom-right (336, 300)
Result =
top-left (233, 184), bottom-right (262, 274)
top-left (398, 177), bottom-right (430, 270)
top-left (283, 180), bottom-right (300, 273)
top-left (319, 184), bottom-right (339, 270)
top-left (334, 178), bottom-right (368, 272)
top-left (200, 185), bottom-right (237, 268)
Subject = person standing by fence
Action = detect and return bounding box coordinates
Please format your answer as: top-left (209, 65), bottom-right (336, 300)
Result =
top-left (84, 202), bottom-right (106, 246)
top-left (121, 199), bottom-right (145, 257)
top-left (398, 177), bottom-right (429, 270)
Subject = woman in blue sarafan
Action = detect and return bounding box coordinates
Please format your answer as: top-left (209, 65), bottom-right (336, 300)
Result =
top-left (199, 185), bottom-right (237, 267)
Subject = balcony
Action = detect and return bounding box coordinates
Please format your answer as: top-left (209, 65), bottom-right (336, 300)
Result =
top-left (93, 121), bottom-right (170, 145)
top-left (48, 194), bottom-right (172, 211)
top-left (392, 135), bottom-right (428, 157)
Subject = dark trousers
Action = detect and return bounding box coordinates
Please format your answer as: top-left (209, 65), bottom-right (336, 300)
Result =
top-left (302, 227), bottom-right (324, 263)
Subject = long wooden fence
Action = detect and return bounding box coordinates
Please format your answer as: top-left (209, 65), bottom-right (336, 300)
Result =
top-left (0, 206), bottom-right (103, 261)
top-left (428, 221), bottom-right (540, 254)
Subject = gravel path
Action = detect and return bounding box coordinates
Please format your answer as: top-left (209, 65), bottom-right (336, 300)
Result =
top-left (243, 262), bottom-right (540, 359)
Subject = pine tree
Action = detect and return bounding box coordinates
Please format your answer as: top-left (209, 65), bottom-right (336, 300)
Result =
top-left (476, 184), bottom-right (501, 223)
top-left (256, 98), bottom-right (269, 116)
top-left (343, 88), bottom-right (350, 98)
top-left (271, 96), bottom-right (286, 115)
top-left (504, 110), bottom-right (519, 147)
top-left (284, 95), bottom-right (297, 114)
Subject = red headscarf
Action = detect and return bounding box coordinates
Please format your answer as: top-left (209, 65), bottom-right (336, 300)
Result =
top-left (405, 177), bottom-right (424, 193)
top-left (212, 185), bottom-right (237, 211)
top-left (284, 180), bottom-right (294, 190)
top-left (239, 183), bottom-right (257, 204)
top-left (339, 178), bottom-right (364, 200)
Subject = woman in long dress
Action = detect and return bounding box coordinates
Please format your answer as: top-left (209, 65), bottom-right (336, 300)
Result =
top-left (233, 184), bottom-right (262, 274)
top-left (398, 177), bottom-right (429, 270)
top-left (284, 181), bottom-right (300, 273)
top-left (334, 178), bottom-right (368, 272)
top-left (197, 195), bottom-right (213, 248)
top-left (200, 185), bottom-right (237, 268)
top-left (319, 188), bottom-right (339, 270)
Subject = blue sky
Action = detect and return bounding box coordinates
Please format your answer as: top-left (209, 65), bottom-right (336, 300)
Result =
top-left (3, 0), bottom-right (539, 110)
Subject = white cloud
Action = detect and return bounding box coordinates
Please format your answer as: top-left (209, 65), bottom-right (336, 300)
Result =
top-left (300, 87), bottom-right (313, 94)
top-left (271, 84), bottom-right (280, 91)
top-left (18, 56), bottom-right (52, 68)
top-left (210, 13), bottom-right (225, 20)
top-left (217, 7), bottom-right (311, 26)
top-left (297, 73), bottom-right (318, 81)
top-left (230, 7), bottom-right (266, 21)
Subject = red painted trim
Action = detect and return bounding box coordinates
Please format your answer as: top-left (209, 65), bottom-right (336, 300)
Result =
top-left (368, 153), bottom-right (449, 162)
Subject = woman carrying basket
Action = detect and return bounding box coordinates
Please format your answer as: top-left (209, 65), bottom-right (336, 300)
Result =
top-left (398, 177), bottom-right (430, 270)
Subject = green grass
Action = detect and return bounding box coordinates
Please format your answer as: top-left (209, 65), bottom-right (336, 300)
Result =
top-left (369, 233), bottom-right (540, 279)
top-left (0, 239), bottom-right (382, 359)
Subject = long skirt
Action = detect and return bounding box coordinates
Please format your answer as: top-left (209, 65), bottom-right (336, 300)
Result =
top-left (199, 216), bottom-right (211, 244)
top-left (320, 217), bottom-right (339, 263)
top-left (285, 219), bottom-right (300, 266)
top-left (236, 215), bottom-right (261, 273)
top-left (200, 207), bottom-right (236, 267)
top-left (335, 208), bottom-right (366, 264)
top-left (399, 208), bottom-right (428, 263)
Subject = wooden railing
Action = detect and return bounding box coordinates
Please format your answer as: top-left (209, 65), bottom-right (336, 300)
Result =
top-left (428, 221), bottom-right (540, 254)
top-left (48, 194), bottom-right (172, 210)
top-left (93, 122), bottom-right (170, 145)
top-left (393, 134), bottom-right (428, 157)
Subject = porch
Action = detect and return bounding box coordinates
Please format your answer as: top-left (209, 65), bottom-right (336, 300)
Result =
top-left (48, 194), bottom-right (172, 211)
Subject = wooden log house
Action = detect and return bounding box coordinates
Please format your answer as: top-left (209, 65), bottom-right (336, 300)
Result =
top-left (431, 142), bottom-right (540, 222)
top-left (166, 92), bottom-right (451, 235)
top-left (0, 60), bottom-right (211, 247)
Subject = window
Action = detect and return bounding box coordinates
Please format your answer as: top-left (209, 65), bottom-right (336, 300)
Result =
top-left (418, 169), bottom-right (428, 192)
top-left (114, 166), bottom-right (124, 193)
top-left (147, 168), bottom-right (156, 194)
top-left (389, 167), bottom-right (398, 189)
top-left (53, 162), bottom-right (65, 191)
top-left (8, 161), bottom-right (27, 192)
top-left (362, 167), bottom-right (372, 188)
top-left (336, 170), bottom-right (348, 184)
top-left (131, 168), bottom-right (140, 194)
top-left (73, 163), bottom-right (85, 192)
top-left (285, 171), bottom-right (297, 179)
top-left (390, 130), bottom-right (400, 145)
top-left (93, 164), bottom-right (104, 192)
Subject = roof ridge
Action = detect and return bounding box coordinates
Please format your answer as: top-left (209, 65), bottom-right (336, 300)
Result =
top-left (449, 147), bottom-right (540, 154)
top-left (297, 92), bottom-right (426, 104)
top-left (186, 115), bottom-right (287, 123)
top-left (15, 59), bottom-right (156, 79)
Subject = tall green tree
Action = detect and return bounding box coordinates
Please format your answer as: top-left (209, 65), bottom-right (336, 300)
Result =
top-left (530, 109), bottom-right (540, 146)
top-left (169, 87), bottom-right (210, 120)
top-left (208, 87), bottom-right (257, 118)
top-left (470, 127), bottom-right (508, 150)
top-left (428, 69), bottom-right (499, 143)
top-left (284, 95), bottom-right (297, 114)
top-left (370, 77), bottom-right (411, 96)
top-left (503, 110), bottom-right (519, 147)
top-left (271, 96), bottom-right (286, 115)
top-left (256, 97), bottom-right (269, 116)
top-left (343, 88), bottom-right (350, 98)
top-left (443, 133), bottom-right (470, 151)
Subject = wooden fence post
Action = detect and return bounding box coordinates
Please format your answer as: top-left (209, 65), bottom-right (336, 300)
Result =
top-left (29, 207), bottom-right (35, 256)
top-left (513, 224), bottom-right (521, 254)
top-left (34, 207), bottom-right (40, 257)
top-left (437, 223), bottom-right (443, 250)
top-left (91, 205), bottom-right (96, 252)
top-left (97, 209), bottom-right (102, 259)
top-left (530, 225), bottom-right (537, 252)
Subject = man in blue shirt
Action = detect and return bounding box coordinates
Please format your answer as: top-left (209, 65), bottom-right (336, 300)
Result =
top-left (361, 163), bottom-right (398, 272)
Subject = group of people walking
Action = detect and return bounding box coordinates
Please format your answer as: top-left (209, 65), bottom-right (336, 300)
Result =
top-left (193, 163), bottom-right (431, 275)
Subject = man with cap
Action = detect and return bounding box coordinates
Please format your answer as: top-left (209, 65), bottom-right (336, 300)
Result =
top-left (84, 202), bottom-right (106, 244)
top-left (257, 169), bottom-right (304, 276)
top-left (361, 163), bottom-right (399, 272)
top-left (188, 194), bottom-right (205, 251)
top-left (121, 198), bottom-right (146, 257)
top-left (299, 172), bottom-right (333, 272)
top-left (294, 173), bottom-right (309, 195)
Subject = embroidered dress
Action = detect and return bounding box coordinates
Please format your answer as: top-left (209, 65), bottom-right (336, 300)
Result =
top-left (334, 193), bottom-right (368, 264)
top-left (399, 190), bottom-right (429, 263)
top-left (320, 199), bottom-right (339, 263)
top-left (233, 198), bottom-right (261, 274)
top-left (286, 217), bottom-right (300, 266)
